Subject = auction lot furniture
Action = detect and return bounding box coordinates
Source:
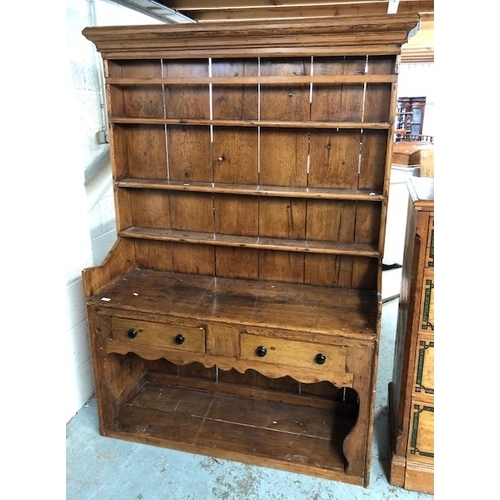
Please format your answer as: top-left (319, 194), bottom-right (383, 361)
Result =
top-left (389, 177), bottom-right (434, 493)
top-left (82, 15), bottom-right (419, 487)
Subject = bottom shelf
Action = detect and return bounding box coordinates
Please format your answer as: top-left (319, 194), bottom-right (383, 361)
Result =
top-left (108, 371), bottom-right (360, 483)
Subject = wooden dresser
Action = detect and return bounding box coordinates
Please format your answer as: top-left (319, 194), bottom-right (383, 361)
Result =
top-left (389, 176), bottom-right (434, 493)
top-left (82, 15), bottom-right (419, 488)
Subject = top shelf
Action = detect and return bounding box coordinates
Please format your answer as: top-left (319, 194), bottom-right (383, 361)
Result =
top-left (111, 118), bottom-right (392, 129)
top-left (106, 75), bottom-right (398, 86)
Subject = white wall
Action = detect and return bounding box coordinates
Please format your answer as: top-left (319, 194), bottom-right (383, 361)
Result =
top-left (397, 62), bottom-right (435, 136)
top-left (66, 0), bottom-right (158, 424)
top-left (382, 62), bottom-right (434, 266)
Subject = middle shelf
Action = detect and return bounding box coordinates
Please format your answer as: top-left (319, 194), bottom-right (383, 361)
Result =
top-left (120, 226), bottom-right (380, 257)
top-left (115, 178), bottom-right (385, 201)
top-left (114, 183), bottom-right (384, 259)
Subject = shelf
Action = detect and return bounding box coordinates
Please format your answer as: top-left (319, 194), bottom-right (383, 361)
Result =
top-left (111, 117), bottom-right (391, 130)
top-left (87, 268), bottom-right (378, 337)
top-left (109, 372), bottom-right (358, 482)
top-left (115, 179), bottom-right (385, 201)
top-left (120, 227), bottom-right (381, 258)
top-left (106, 74), bottom-right (398, 85)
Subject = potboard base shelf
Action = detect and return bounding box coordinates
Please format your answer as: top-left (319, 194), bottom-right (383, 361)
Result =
top-left (105, 371), bottom-right (361, 484)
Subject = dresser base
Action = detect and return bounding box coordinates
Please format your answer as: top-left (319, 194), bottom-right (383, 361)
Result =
top-left (101, 365), bottom-right (363, 485)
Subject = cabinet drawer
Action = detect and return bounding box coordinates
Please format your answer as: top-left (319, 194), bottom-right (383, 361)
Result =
top-left (408, 400), bottom-right (434, 465)
top-left (240, 334), bottom-right (347, 372)
top-left (413, 336), bottom-right (434, 397)
top-left (425, 215), bottom-right (434, 268)
top-left (418, 270), bottom-right (434, 333)
top-left (111, 317), bottom-right (205, 353)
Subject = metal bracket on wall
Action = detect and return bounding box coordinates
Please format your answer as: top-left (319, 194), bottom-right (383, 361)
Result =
top-left (97, 129), bottom-right (109, 144)
top-left (387, 0), bottom-right (401, 14)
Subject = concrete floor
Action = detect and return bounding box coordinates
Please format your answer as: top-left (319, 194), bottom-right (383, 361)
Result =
top-left (66, 271), bottom-right (434, 499)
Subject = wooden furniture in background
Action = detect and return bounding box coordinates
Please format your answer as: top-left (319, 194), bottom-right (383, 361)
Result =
top-left (392, 142), bottom-right (423, 166)
top-left (394, 133), bottom-right (433, 144)
top-left (82, 15), bottom-right (419, 488)
top-left (391, 140), bottom-right (434, 168)
top-left (389, 176), bottom-right (434, 493)
top-left (419, 147), bottom-right (434, 177)
top-left (397, 134), bottom-right (434, 143)
top-left (396, 96), bottom-right (426, 136)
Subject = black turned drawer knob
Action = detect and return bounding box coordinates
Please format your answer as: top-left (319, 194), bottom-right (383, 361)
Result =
top-left (255, 346), bottom-right (267, 357)
top-left (315, 353), bottom-right (326, 365)
top-left (174, 334), bottom-right (185, 345)
top-left (127, 328), bottom-right (138, 339)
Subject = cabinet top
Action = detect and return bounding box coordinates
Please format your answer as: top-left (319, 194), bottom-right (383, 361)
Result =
top-left (82, 14), bottom-right (420, 59)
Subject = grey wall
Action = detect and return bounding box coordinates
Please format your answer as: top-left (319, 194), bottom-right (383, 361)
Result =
top-left (66, 0), bottom-right (157, 423)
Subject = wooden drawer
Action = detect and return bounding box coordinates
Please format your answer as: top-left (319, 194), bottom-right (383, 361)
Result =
top-left (425, 215), bottom-right (434, 268)
top-left (240, 333), bottom-right (347, 373)
top-left (408, 400), bottom-right (434, 465)
top-left (111, 317), bottom-right (205, 353)
top-left (418, 270), bottom-right (434, 333)
top-left (413, 335), bottom-right (434, 397)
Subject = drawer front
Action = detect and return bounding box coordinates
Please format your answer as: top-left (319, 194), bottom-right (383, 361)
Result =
top-left (408, 400), bottom-right (434, 465)
top-left (425, 215), bottom-right (434, 268)
top-left (418, 270), bottom-right (434, 333)
top-left (240, 334), bottom-right (347, 372)
top-left (413, 335), bottom-right (434, 397)
top-left (111, 317), bottom-right (205, 353)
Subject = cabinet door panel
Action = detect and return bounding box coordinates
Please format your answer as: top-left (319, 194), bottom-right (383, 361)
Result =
top-left (413, 336), bottom-right (434, 396)
top-left (425, 216), bottom-right (434, 268)
top-left (418, 271), bottom-right (434, 333)
top-left (408, 401), bottom-right (434, 464)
